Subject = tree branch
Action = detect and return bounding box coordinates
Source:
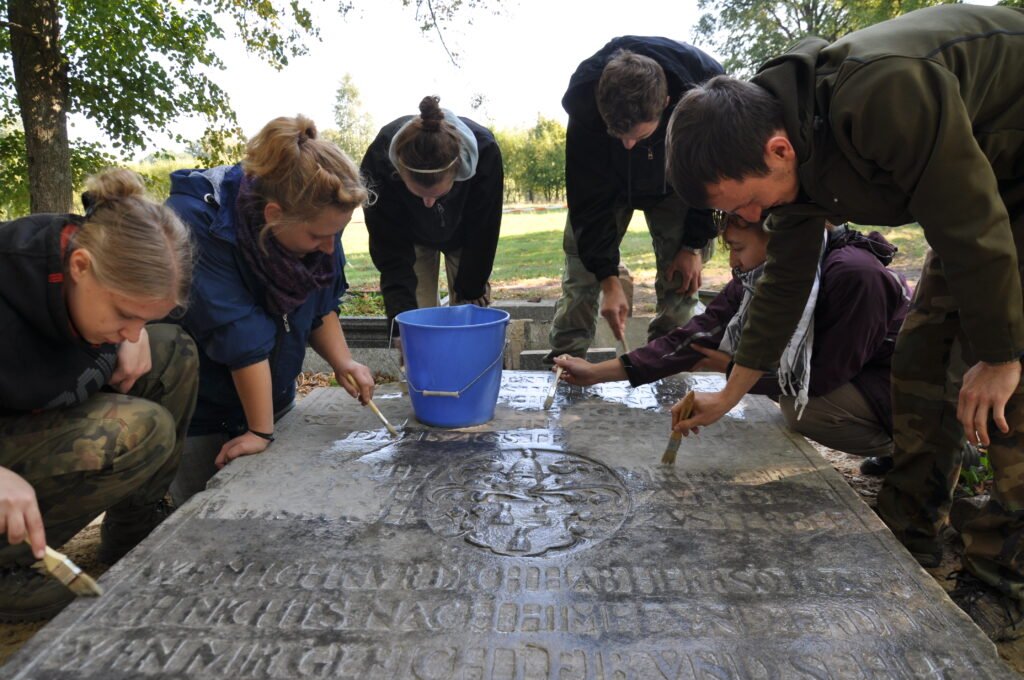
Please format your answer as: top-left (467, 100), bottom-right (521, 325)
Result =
top-left (0, 19), bottom-right (42, 39)
top-left (424, 0), bottom-right (458, 67)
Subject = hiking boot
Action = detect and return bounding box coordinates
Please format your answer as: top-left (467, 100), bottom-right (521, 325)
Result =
top-left (961, 442), bottom-right (983, 469)
top-left (899, 531), bottom-right (943, 568)
top-left (949, 570), bottom-right (1024, 642)
top-left (0, 564), bottom-right (76, 623)
top-left (859, 455), bottom-right (894, 476)
top-left (950, 496), bottom-right (986, 533)
top-left (98, 497), bottom-right (175, 564)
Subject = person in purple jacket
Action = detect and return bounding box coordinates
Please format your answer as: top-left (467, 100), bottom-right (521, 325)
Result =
top-left (554, 216), bottom-right (912, 473)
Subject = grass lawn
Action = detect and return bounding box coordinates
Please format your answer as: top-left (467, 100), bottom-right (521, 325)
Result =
top-left (340, 207), bottom-right (929, 314)
top-left (341, 208), bottom-right (737, 290)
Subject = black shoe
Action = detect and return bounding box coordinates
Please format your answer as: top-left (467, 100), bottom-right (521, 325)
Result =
top-left (949, 570), bottom-right (1024, 642)
top-left (0, 564), bottom-right (76, 623)
top-left (899, 531), bottom-right (943, 568)
top-left (961, 442), bottom-right (983, 468)
top-left (98, 497), bottom-right (175, 564)
top-left (860, 455), bottom-right (894, 476)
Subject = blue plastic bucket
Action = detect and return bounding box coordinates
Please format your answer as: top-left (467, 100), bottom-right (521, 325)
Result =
top-left (396, 305), bottom-right (510, 427)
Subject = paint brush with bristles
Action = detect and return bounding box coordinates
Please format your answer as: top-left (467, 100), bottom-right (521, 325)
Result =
top-left (543, 364), bottom-right (564, 410)
top-left (344, 373), bottom-right (399, 437)
top-left (29, 543), bottom-right (102, 597)
top-left (661, 391), bottom-right (696, 465)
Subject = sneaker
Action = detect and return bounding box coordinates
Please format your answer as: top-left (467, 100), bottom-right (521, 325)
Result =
top-left (949, 570), bottom-right (1024, 642)
top-left (860, 455), bottom-right (894, 476)
top-left (98, 497), bottom-right (175, 564)
top-left (0, 564), bottom-right (76, 623)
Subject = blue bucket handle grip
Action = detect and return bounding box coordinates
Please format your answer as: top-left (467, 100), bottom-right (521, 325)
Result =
top-left (405, 342), bottom-right (506, 398)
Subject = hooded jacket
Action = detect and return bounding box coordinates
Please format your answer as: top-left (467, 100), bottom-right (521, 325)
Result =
top-left (735, 5), bottom-right (1024, 372)
top-left (563, 36), bottom-right (724, 281)
top-left (166, 165), bottom-right (347, 435)
top-left (625, 229), bottom-right (910, 433)
top-left (0, 214), bottom-right (117, 414)
top-left (361, 114), bottom-right (503, 334)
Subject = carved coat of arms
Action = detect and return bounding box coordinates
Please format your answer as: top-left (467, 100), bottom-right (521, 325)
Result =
top-left (424, 448), bottom-right (630, 557)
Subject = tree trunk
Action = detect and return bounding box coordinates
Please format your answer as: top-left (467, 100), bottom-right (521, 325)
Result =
top-left (8, 0), bottom-right (72, 213)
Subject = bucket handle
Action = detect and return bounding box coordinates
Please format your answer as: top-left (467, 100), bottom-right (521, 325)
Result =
top-left (405, 342), bottom-right (506, 398)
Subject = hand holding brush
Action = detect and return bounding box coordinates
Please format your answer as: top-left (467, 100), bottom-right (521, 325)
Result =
top-left (661, 391), bottom-right (696, 465)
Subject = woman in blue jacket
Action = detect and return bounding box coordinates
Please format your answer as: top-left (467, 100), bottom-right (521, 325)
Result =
top-left (167, 115), bottom-right (373, 503)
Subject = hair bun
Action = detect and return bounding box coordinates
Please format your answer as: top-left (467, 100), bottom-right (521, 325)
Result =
top-left (296, 115), bottom-right (318, 144)
top-left (418, 95), bottom-right (444, 132)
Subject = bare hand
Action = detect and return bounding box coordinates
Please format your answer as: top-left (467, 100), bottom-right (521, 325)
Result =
top-left (215, 432), bottom-right (271, 469)
top-left (666, 249), bottom-right (703, 297)
top-left (600, 277), bottom-right (629, 342)
top-left (958, 360), bottom-right (1022, 446)
top-left (552, 355), bottom-right (623, 386)
top-left (337, 360), bottom-right (375, 405)
top-left (0, 467), bottom-right (46, 559)
top-left (109, 327), bottom-right (152, 393)
top-left (692, 345), bottom-right (731, 373)
top-left (671, 390), bottom-right (740, 436)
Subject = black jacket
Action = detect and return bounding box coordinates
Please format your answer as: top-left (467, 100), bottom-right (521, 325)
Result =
top-left (0, 214), bottom-right (117, 414)
top-left (361, 116), bottom-right (503, 333)
top-left (563, 36), bottom-right (724, 281)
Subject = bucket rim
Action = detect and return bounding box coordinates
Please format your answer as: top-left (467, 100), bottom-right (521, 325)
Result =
top-left (395, 305), bottom-right (510, 330)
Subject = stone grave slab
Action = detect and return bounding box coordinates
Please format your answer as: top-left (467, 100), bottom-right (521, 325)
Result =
top-left (3, 372), bottom-right (1014, 679)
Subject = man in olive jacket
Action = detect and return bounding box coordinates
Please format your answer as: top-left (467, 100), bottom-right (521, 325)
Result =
top-left (664, 4), bottom-right (1024, 639)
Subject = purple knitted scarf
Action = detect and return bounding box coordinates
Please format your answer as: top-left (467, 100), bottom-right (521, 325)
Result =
top-left (234, 175), bottom-right (337, 316)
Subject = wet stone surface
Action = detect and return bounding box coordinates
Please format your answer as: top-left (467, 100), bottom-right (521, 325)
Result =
top-left (4, 372), bottom-right (1015, 679)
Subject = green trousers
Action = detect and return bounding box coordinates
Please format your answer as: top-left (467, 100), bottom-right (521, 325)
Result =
top-left (547, 193), bottom-right (707, 359)
top-left (0, 324), bottom-right (198, 566)
top-left (878, 250), bottom-right (1024, 599)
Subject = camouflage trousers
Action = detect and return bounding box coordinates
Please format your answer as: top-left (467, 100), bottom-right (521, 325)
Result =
top-left (0, 324), bottom-right (198, 567)
top-left (877, 250), bottom-right (1024, 599)
top-left (547, 192), bottom-right (711, 360)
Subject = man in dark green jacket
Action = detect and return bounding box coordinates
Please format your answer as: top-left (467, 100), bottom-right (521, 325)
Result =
top-left (664, 4), bottom-right (1024, 640)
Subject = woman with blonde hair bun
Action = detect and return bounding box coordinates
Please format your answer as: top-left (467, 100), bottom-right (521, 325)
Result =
top-left (167, 115), bottom-right (373, 504)
top-left (0, 168), bottom-right (199, 621)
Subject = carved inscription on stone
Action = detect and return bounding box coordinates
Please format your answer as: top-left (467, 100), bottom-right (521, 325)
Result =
top-left (422, 448), bottom-right (629, 557)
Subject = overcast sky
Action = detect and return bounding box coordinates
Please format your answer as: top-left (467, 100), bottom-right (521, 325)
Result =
top-left (85, 0), bottom-right (714, 157)
top-left (79, 0), bottom-right (999, 158)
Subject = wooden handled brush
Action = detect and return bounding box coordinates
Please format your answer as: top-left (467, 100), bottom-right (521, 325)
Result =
top-left (344, 373), bottom-right (399, 437)
top-left (543, 365), bottom-right (564, 410)
top-left (29, 543), bottom-right (102, 597)
top-left (661, 391), bottom-right (696, 465)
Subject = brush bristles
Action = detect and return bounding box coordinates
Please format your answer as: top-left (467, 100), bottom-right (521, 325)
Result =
top-left (542, 395), bottom-right (555, 410)
top-left (36, 547), bottom-right (103, 597)
top-left (66, 571), bottom-right (103, 597)
top-left (661, 433), bottom-right (682, 465)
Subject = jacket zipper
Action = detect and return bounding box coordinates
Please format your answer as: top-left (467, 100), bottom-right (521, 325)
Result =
top-left (282, 314), bottom-right (291, 333)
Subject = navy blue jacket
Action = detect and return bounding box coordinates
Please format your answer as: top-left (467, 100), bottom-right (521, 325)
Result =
top-left (563, 36), bottom-right (724, 281)
top-left (166, 165), bottom-right (347, 435)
